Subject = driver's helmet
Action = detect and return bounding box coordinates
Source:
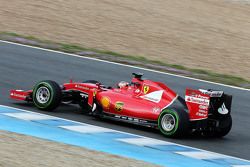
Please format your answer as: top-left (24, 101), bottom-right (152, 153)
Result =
top-left (118, 81), bottom-right (129, 89)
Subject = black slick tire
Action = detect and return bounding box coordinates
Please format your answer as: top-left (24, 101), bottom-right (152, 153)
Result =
top-left (214, 115), bottom-right (232, 137)
top-left (158, 109), bottom-right (189, 138)
top-left (33, 80), bottom-right (61, 111)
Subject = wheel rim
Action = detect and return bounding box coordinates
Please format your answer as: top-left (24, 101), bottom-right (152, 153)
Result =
top-left (36, 87), bottom-right (50, 104)
top-left (161, 114), bottom-right (176, 132)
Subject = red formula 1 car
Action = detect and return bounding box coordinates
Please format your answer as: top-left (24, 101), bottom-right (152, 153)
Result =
top-left (10, 73), bottom-right (233, 137)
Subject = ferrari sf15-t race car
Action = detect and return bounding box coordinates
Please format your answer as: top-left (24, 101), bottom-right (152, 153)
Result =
top-left (10, 73), bottom-right (233, 138)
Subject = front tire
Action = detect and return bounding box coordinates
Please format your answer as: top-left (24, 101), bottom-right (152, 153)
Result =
top-left (158, 109), bottom-right (189, 138)
top-left (33, 80), bottom-right (61, 111)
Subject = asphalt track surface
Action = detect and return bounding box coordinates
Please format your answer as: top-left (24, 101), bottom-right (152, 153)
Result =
top-left (0, 41), bottom-right (249, 160)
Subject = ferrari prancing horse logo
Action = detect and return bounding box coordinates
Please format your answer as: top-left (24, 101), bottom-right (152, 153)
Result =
top-left (143, 85), bottom-right (150, 94)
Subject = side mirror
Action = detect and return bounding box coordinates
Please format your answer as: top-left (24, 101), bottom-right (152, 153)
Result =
top-left (132, 72), bottom-right (144, 80)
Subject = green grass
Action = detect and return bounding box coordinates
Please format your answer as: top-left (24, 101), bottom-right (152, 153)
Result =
top-left (60, 43), bottom-right (89, 53)
top-left (1, 31), bottom-right (249, 89)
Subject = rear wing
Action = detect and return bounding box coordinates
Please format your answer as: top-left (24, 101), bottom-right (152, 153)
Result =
top-left (185, 88), bottom-right (232, 121)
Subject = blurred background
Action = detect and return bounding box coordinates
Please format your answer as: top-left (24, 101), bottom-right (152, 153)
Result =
top-left (0, 0), bottom-right (249, 80)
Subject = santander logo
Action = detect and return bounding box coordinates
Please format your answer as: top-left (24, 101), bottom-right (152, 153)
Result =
top-left (185, 96), bottom-right (210, 106)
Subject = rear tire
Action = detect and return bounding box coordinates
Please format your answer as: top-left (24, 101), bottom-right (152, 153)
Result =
top-left (214, 115), bottom-right (232, 137)
top-left (33, 80), bottom-right (61, 111)
top-left (158, 109), bottom-right (189, 138)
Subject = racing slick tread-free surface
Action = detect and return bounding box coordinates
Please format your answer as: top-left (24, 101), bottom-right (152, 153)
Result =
top-left (158, 109), bottom-right (189, 138)
top-left (215, 115), bottom-right (232, 137)
top-left (33, 80), bottom-right (62, 111)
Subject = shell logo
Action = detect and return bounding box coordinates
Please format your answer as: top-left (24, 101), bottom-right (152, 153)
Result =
top-left (101, 97), bottom-right (110, 109)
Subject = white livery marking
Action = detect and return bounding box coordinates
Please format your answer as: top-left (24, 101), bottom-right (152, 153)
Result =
top-left (16, 90), bottom-right (24, 92)
top-left (117, 137), bottom-right (172, 146)
top-left (232, 165), bottom-right (250, 167)
top-left (199, 89), bottom-right (223, 97)
top-left (176, 151), bottom-right (228, 159)
top-left (60, 125), bottom-right (115, 133)
top-left (140, 90), bottom-right (164, 103)
top-left (185, 95), bottom-right (210, 105)
top-left (3, 112), bottom-right (54, 121)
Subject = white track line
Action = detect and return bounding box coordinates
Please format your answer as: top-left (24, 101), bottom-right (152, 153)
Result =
top-left (0, 104), bottom-right (249, 163)
top-left (3, 112), bottom-right (54, 120)
top-left (175, 151), bottom-right (228, 160)
top-left (0, 40), bottom-right (249, 92)
top-left (117, 137), bottom-right (172, 146)
top-left (60, 125), bottom-right (116, 133)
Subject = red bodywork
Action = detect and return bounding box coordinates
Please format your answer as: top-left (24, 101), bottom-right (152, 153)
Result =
top-left (185, 89), bottom-right (210, 121)
top-left (10, 77), bottom-right (212, 122)
top-left (95, 78), bottom-right (177, 121)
